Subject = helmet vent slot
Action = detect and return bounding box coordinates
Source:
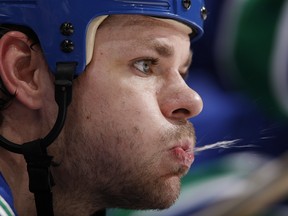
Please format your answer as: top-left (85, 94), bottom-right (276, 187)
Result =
top-left (0, 0), bottom-right (37, 7)
top-left (114, 0), bottom-right (170, 10)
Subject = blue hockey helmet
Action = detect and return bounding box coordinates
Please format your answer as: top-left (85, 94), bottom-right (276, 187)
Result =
top-left (0, 0), bottom-right (206, 76)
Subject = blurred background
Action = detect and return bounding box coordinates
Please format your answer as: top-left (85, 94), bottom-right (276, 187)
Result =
top-left (109, 0), bottom-right (288, 215)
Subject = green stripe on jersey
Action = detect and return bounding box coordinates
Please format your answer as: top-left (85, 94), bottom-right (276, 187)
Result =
top-left (0, 196), bottom-right (15, 216)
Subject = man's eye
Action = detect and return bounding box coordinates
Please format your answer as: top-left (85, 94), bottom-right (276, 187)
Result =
top-left (133, 59), bottom-right (158, 75)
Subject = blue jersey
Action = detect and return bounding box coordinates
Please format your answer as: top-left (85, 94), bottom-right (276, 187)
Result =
top-left (0, 173), bottom-right (17, 216)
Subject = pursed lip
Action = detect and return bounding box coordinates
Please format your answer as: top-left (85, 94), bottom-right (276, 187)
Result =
top-left (169, 140), bottom-right (195, 168)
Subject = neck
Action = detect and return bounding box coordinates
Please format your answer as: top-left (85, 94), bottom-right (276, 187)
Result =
top-left (43, 133), bottom-right (106, 216)
top-left (52, 178), bottom-right (103, 215)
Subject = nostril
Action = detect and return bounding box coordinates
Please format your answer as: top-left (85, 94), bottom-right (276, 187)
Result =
top-left (172, 108), bottom-right (190, 116)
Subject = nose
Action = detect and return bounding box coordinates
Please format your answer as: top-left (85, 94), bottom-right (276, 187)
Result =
top-left (159, 79), bottom-right (203, 121)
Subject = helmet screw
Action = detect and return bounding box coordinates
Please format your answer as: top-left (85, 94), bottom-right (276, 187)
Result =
top-left (61, 39), bottom-right (74, 53)
top-left (182, 0), bottom-right (191, 10)
top-left (60, 22), bottom-right (74, 36)
top-left (201, 7), bottom-right (208, 20)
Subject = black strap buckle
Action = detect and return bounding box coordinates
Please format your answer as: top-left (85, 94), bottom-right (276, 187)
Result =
top-left (22, 139), bottom-right (55, 216)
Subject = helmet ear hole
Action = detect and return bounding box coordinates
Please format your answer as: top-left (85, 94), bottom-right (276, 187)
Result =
top-left (0, 24), bottom-right (40, 46)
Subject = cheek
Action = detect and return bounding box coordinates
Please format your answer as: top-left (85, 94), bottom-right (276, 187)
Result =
top-left (87, 89), bottom-right (164, 166)
top-left (93, 78), bottom-right (161, 129)
top-left (76, 65), bottom-right (166, 153)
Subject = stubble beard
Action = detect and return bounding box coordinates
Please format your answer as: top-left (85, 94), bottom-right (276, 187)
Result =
top-left (62, 121), bottom-right (195, 211)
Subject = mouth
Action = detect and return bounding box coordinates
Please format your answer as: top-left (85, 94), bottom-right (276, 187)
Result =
top-left (170, 142), bottom-right (194, 169)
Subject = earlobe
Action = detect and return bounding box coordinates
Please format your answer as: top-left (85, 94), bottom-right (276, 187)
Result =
top-left (0, 31), bottom-right (42, 109)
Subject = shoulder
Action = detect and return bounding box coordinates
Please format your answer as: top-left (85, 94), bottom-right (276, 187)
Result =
top-left (0, 173), bottom-right (17, 216)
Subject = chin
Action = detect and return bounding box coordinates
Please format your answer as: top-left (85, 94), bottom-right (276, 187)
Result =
top-left (159, 176), bottom-right (182, 207)
top-left (142, 176), bottom-right (181, 210)
top-left (111, 176), bottom-right (181, 210)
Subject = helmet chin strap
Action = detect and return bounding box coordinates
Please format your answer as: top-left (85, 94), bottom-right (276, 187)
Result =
top-left (0, 62), bottom-right (76, 216)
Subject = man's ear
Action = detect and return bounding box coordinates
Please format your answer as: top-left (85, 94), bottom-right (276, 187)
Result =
top-left (0, 31), bottom-right (43, 109)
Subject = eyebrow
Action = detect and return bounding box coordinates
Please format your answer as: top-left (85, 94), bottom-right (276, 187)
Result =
top-left (148, 39), bottom-right (192, 66)
top-left (147, 39), bottom-right (193, 71)
top-left (151, 40), bottom-right (174, 57)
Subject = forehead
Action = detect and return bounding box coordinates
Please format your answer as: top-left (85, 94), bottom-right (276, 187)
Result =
top-left (95, 15), bottom-right (192, 57)
top-left (88, 14), bottom-right (193, 71)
